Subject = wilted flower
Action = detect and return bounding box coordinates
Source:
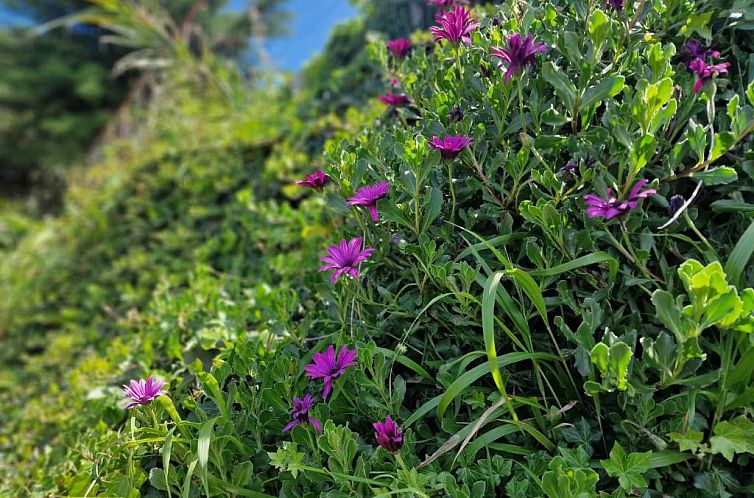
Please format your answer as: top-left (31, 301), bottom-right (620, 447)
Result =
top-left (449, 106), bottom-right (464, 122)
top-left (429, 134), bottom-right (473, 159)
top-left (560, 161), bottom-right (579, 177)
top-left (490, 34), bottom-right (548, 83)
top-left (305, 345), bottom-right (358, 399)
top-left (283, 394), bottom-right (321, 433)
top-left (389, 78), bottom-right (401, 88)
top-left (123, 375), bottom-right (167, 409)
top-left (480, 63), bottom-right (492, 78)
top-left (379, 92), bottom-right (410, 107)
top-left (319, 237), bottom-right (376, 283)
top-left (689, 57), bottom-right (730, 94)
top-left (373, 416), bottom-right (404, 452)
top-left (347, 182), bottom-right (391, 222)
top-left (606, 0), bottom-right (623, 10)
top-left (430, 6), bottom-right (480, 45)
top-left (296, 169), bottom-right (330, 190)
top-left (387, 38), bottom-right (412, 59)
top-left (584, 179), bottom-right (656, 219)
top-left (668, 195), bottom-right (685, 216)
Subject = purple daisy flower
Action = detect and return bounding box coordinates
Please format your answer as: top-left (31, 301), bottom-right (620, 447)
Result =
top-left (296, 169), bottom-right (330, 190)
top-left (379, 92), bottom-right (410, 107)
top-left (689, 57), bottom-right (730, 94)
top-left (374, 415), bottom-right (404, 452)
top-left (387, 38), bottom-right (412, 59)
top-left (319, 237), bottom-right (376, 283)
top-left (347, 182), bottom-right (391, 222)
top-left (283, 394), bottom-right (321, 433)
top-left (123, 375), bottom-right (167, 409)
top-left (490, 34), bottom-right (548, 83)
top-left (305, 345), bottom-right (358, 399)
top-left (430, 5), bottom-right (480, 45)
top-left (606, 0), bottom-right (623, 10)
top-left (429, 134), bottom-right (473, 160)
top-left (681, 40), bottom-right (720, 61)
top-left (668, 194), bottom-right (685, 216)
top-left (584, 179), bottom-right (656, 219)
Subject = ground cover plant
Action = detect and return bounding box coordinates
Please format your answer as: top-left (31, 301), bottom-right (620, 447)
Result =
top-left (3, 0), bottom-right (754, 496)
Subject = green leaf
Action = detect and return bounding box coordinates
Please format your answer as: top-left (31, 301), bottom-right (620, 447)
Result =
top-left (543, 62), bottom-right (577, 111)
top-left (590, 343), bottom-right (609, 374)
top-left (436, 352), bottom-right (558, 418)
top-left (600, 442), bottom-right (652, 491)
top-left (197, 418), bottom-right (216, 497)
top-left (668, 430), bottom-right (707, 453)
top-left (197, 371), bottom-right (229, 420)
top-left (482, 272), bottom-right (514, 414)
top-left (710, 417), bottom-right (754, 462)
top-left (581, 76), bottom-right (625, 109)
top-left (542, 455), bottom-right (599, 498)
top-left (608, 342), bottom-right (632, 390)
top-left (692, 166), bottom-right (738, 185)
top-left (724, 220), bottom-right (754, 288)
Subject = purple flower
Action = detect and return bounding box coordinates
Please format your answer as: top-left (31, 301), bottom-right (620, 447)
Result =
top-left (480, 63), bottom-right (492, 78)
top-left (429, 134), bottom-right (473, 160)
top-left (373, 415), bottom-right (404, 452)
top-left (490, 34), bottom-right (548, 83)
top-left (681, 40), bottom-right (720, 61)
top-left (347, 182), bottom-right (391, 222)
top-left (689, 57), bottom-right (730, 94)
top-left (560, 161), bottom-right (579, 177)
top-left (283, 394), bottom-right (322, 433)
top-left (387, 38), bottom-right (412, 59)
top-left (123, 375), bottom-right (167, 409)
top-left (296, 169), bottom-right (330, 190)
top-left (430, 6), bottom-right (480, 45)
top-left (668, 194), bottom-right (684, 216)
top-left (305, 345), bottom-right (358, 399)
top-left (606, 0), bottom-right (623, 10)
top-left (584, 179), bottom-right (656, 219)
top-left (319, 237), bottom-right (376, 283)
top-left (379, 92), bottom-right (410, 107)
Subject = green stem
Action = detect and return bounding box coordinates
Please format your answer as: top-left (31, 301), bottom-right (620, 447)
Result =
top-left (394, 452), bottom-right (410, 474)
top-left (517, 77), bottom-right (526, 134)
top-left (447, 160), bottom-right (456, 223)
top-left (683, 210), bottom-right (716, 258)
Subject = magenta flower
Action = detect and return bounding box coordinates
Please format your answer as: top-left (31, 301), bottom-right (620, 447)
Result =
top-left (490, 34), bottom-right (548, 83)
top-left (123, 375), bottom-right (167, 409)
top-left (584, 179), bottom-right (656, 219)
top-left (379, 92), bottom-right (410, 107)
top-left (374, 415), bottom-right (404, 452)
top-left (429, 134), bottom-right (473, 159)
top-left (606, 0), bottom-right (623, 10)
top-left (319, 237), bottom-right (376, 283)
top-left (689, 57), bottom-right (730, 94)
top-left (387, 38), bottom-right (412, 59)
top-left (430, 6), bottom-right (480, 45)
top-left (296, 169), bottom-right (330, 190)
top-left (283, 394), bottom-right (322, 433)
top-left (347, 182), bottom-right (391, 222)
top-left (305, 345), bottom-right (358, 399)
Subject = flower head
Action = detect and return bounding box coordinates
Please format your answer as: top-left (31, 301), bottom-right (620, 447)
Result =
top-left (319, 237), bottom-right (376, 283)
top-left (283, 394), bottom-right (321, 433)
top-left (449, 106), bottom-right (464, 122)
top-left (584, 179), bottom-right (656, 219)
top-left (429, 134), bottom-right (473, 160)
top-left (373, 415), bottom-right (404, 452)
top-left (123, 375), bottom-right (167, 409)
top-left (387, 38), bottom-right (412, 59)
top-left (379, 92), bottom-right (410, 107)
top-left (305, 345), bottom-right (358, 399)
top-left (681, 40), bottom-right (720, 61)
top-left (296, 169), bottom-right (330, 190)
top-left (668, 194), bottom-right (685, 216)
top-left (430, 6), bottom-right (480, 45)
top-left (560, 161), bottom-right (579, 177)
top-left (490, 34), bottom-right (548, 83)
top-left (606, 0), bottom-right (623, 10)
top-left (347, 182), bottom-right (391, 222)
top-left (689, 57), bottom-right (730, 94)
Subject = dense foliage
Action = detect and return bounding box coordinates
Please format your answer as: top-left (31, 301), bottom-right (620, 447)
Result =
top-left (3, 0), bottom-right (754, 496)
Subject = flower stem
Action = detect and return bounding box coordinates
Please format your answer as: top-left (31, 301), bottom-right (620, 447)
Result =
top-left (517, 77), bottom-right (526, 134)
top-left (394, 452), bottom-right (410, 474)
top-left (446, 160), bottom-right (457, 223)
top-left (683, 210), bottom-right (716, 258)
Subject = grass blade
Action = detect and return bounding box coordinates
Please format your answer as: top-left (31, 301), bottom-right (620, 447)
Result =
top-left (724, 220), bottom-right (754, 288)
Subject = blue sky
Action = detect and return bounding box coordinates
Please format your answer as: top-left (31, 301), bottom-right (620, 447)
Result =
top-left (0, 0), bottom-right (357, 71)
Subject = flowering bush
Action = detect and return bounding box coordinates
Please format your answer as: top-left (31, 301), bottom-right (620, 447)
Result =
top-left (3, 0), bottom-right (754, 497)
